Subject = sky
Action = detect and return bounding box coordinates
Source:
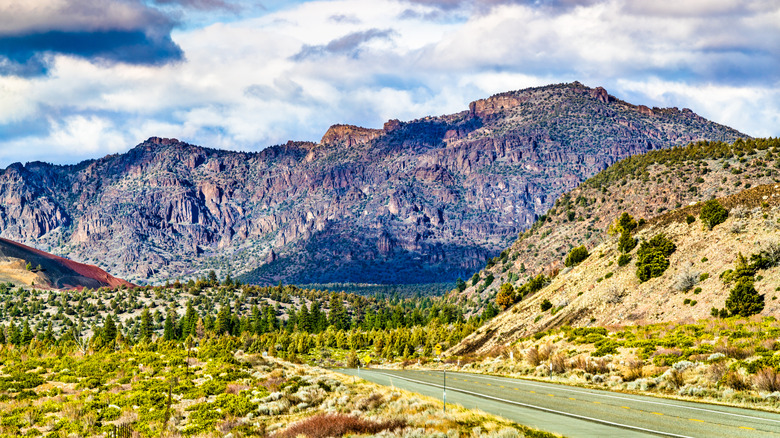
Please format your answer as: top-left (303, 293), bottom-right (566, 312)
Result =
top-left (0, 0), bottom-right (778, 166)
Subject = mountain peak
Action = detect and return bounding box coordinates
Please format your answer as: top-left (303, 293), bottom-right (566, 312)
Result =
top-left (320, 124), bottom-right (383, 146)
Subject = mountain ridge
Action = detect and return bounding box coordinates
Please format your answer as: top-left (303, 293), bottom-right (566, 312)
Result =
top-left (0, 82), bottom-right (746, 286)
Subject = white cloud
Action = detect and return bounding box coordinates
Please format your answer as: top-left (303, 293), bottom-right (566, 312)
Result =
top-left (0, 0), bottom-right (778, 167)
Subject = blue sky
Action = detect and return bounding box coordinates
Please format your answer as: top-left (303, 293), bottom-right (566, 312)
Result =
top-left (0, 0), bottom-right (778, 166)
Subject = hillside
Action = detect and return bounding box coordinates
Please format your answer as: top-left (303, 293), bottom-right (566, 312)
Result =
top-left (451, 138), bottom-right (780, 355)
top-left (0, 82), bottom-right (744, 286)
top-left (0, 237), bottom-right (133, 289)
top-left (451, 139), bottom-right (780, 309)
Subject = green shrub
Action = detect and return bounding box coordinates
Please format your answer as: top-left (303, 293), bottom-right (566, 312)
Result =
top-left (686, 214), bottom-right (695, 224)
top-left (617, 230), bottom-right (637, 253)
top-left (617, 254), bottom-right (632, 267)
top-left (636, 234), bottom-right (676, 282)
top-left (725, 278), bottom-right (764, 317)
top-left (565, 246), bottom-right (589, 267)
top-left (540, 299), bottom-right (553, 312)
top-left (700, 199), bottom-right (728, 230)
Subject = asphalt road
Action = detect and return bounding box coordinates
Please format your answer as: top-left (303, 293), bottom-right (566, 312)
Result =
top-left (336, 368), bottom-right (780, 438)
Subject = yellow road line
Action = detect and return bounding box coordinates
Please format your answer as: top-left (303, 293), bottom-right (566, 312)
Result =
top-left (569, 397), bottom-right (576, 400)
top-left (530, 391), bottom-right (536, 394)
top-left (621, 406), bottom-right (630, 410)
top-left (547, 394), bottom-right (555, 397)
top-left (652, 412), bottom-right (663, 416)
top-left (739, 427), bottom-right (754, 430)
top-left (690, 419), bottom-right (704, 423)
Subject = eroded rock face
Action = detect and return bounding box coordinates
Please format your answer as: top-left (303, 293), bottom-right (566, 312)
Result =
top-left (0, 83), bottom-right (746, 285)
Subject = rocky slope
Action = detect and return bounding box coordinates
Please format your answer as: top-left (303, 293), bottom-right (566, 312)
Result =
top-left (0, 238), bottom-right (133, 289)
top-left (0, 82), bottom-right (745, 285)
top-left (451, 138), bottom-right (780, 355)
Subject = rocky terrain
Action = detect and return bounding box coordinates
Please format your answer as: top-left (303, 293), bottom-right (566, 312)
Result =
top-left (0, 237), bottom-right (133, 289)
top-left (451, 138), bottom-right (780, 355)
top-left (0, 82), bottom-right (745, 286)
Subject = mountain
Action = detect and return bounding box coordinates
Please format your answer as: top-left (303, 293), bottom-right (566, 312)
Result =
top-left (0, 82), bottom-right (746, 286)
top-left (0, 237), bottom-right (133, 289)
top-left (450, 138), bottom-right (780, 355)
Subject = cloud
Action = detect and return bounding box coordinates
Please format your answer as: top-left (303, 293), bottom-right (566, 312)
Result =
top-left (0, 0), bottom-right (778, 167)
top-left (0, 0), bottom-right (183, 76)
top-left (292, 28), bottom-right (395, 60)
top-left (153, 0), bottom-right (242, 11)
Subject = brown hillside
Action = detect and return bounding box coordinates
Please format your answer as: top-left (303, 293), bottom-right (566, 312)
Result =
top-left (452, 182), bottom-right (780, 355)
top-left (451, 139), bottom-right (780, 314)
top-left (0, 238), bottom-right (134, 289)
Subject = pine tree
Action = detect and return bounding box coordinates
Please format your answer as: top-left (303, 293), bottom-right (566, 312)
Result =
top-left (139, 307), bottom-right (153, 341)
top-left (103, 314), bottom-right (117, 346)
top-left (164, 310), bottom-right (176, 341)
top-left (21, 319), bottom-right (34, 343)
top-left (215, 304), bottom-right (232, 335)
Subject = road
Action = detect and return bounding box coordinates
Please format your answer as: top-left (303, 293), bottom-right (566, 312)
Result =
top-left (336, 368), bottom-right (780, 438)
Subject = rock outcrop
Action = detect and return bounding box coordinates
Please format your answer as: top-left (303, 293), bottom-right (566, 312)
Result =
top-left (0, 82), bottom-right (746, 286)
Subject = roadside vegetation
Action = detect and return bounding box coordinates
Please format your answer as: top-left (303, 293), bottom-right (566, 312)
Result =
top-left (435, 316), bottom-right (780, 411)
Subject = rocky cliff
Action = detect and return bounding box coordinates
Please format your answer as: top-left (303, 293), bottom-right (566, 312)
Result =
top-left (0, 82), bottom-right (746, 285)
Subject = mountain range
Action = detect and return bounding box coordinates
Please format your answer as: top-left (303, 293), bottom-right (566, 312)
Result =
top-left (0, 82), bottom-right (745, 286)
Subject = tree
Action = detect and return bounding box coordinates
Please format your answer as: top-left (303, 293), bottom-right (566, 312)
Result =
top-left (103, 314), bottom-right (117, 346)
top-left (540, 299), bottom-right (553, 312)
top-left (618, 230), bottom-right (638, 253)
top-left (725, 278), bottom-right (764, 317)
top-left (164, 310), bottom-right (176, 340)
top-left (496, 283), bottom-right (515, 310)
top-left (455, 278), bottom-right (467, 292)
top-left (215, 304), bottom-right (232, 335)
top-left (700, 199), bottom-right (728, 230)
top-left (139, 307), bottom-right (153, 341)
top-left (564, 246), bottom-right (589, 267)
top-left (636, 234), bottom-right (676, 282)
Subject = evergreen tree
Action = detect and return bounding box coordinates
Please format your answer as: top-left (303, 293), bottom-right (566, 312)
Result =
top-left (139, 307), bottom-right (153, 341)
top-left (329, 294), bottom-right (350, 330)
top-left (215, 304), bottom-right (232, 335)
top-left (21, 319), bottom-right (34, 343)
top-left (496, 283), bottom-right (515, 310)
top-left (164, 310), bottom-right (176, 341)
top-left (103, 314), bottom-right (117, 346)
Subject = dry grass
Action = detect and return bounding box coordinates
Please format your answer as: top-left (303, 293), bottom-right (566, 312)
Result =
top-left (722, 370), bottom-right (751, 391)
top-left (273, 413), bottom-right (405, 438)
top-left (525, 347), bottom-right (541, 366)
top-left (550, 353), bottom-right (567, 374)
top-left (754, 367), bottom-right (780, 392)
top-left (622, 359), bottom-right (644, 382)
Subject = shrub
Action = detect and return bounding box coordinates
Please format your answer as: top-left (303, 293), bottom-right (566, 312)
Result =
top-left (636, 234), bottom-right (676, 282)
top-left (754, 367), bottom-right (780, 392)
top-left (525, 346), bottom-right (541, 366)
top-left (617, 230), bottom-right (637, 253)
top-left (623, 359), bottom-right (644, 382)
top-left (673, 271), bottom-right (699, 292)
top-left (700, 199), bottom-right (729, 230)
top-left (540, 299), bottom-right (553, 312)
top-left (495, 283), bottom-right (515, 310)
top-left (686, 214), bottom-right (695, 224)
top-left (725, 278), bottom-right (764, 317)
top-left (565, 246), bottom-right (589, 267)
top-left (617, 254), bottom-right (632, 267)
top-left (275, 413), bottom-right (406, 438)
top-left (665, 369), bottom-right (685, 389)
top-left (722, 370), bottom-right (751, 391)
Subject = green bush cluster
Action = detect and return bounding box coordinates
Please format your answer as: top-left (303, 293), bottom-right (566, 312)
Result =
top-left (635, 234), bottom-right (676, 282)
top-left (564, 246), bottom-right (589, 267)
top-left (700, 199), bottom-right (729, 230)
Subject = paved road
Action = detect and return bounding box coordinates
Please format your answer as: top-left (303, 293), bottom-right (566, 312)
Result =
top-left (337, 368), bottom-right (780, 438)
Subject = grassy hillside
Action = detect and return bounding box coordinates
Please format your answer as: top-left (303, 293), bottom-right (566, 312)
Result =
top-left (450, 138), bottom-right (780, 317)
